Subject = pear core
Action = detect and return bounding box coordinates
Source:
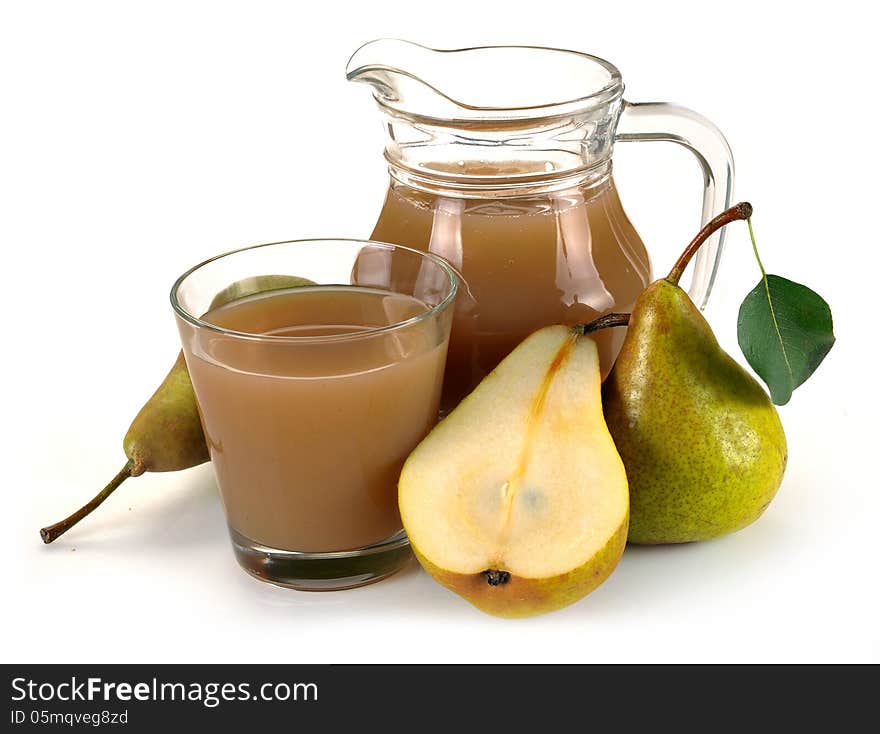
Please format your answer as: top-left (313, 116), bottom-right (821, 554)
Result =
top-left (399, 326), bottom-right (628, 615)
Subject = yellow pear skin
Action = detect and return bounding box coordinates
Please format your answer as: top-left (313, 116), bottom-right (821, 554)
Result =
top-left (399, 326), bottom-right (629, 618)
top-left (602, 280), bottom-right (787, 544)
top-left (411, 522), bottom-right (628, 619)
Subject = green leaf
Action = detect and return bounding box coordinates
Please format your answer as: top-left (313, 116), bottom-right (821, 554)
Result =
top-left (737, 274), bottom-right (835, 405)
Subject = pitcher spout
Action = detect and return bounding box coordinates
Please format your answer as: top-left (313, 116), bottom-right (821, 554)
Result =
top-left (346, 39), bottom-right (465, 118)
top-left (346, 39), bottom-right (623, 122)
top-left (346, 39), bottom-right (627, 193)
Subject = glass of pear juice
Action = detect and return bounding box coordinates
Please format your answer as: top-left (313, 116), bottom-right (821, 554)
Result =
top-left (171, 239), bottom-right (457, 590)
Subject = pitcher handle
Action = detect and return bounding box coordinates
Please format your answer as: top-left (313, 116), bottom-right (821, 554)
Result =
top-left (615, 102), bottom-right (734, 309)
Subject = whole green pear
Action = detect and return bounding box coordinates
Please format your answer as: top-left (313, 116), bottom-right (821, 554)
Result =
top-left (602, 211), bottom-right (787, 544)
top-left (40, 352), bottom-right (210, 544)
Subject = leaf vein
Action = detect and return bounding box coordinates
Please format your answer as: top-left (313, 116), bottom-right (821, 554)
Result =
top-left (749, 219), bottom-right (794, 382)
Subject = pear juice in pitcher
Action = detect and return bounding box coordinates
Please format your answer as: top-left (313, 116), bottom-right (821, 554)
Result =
top-left (372, 168), bottom-right (652, 411)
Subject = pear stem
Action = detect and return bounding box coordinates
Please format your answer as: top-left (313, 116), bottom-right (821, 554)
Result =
top-left (574, 313), bottom-right (631, 335)
top-left (667, 202), bottom-right (753, 286)
top-left (40, 460), bottom-right (134, 544)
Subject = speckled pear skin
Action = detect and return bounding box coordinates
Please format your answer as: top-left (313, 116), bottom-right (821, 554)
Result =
top-left (602, 280), bottom-right (787, 544)
top-left (123, 352), bottom-right (210, 476)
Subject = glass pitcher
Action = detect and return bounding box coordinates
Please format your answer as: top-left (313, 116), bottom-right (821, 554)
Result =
top-left (347, 40), bottom-right (734, 412)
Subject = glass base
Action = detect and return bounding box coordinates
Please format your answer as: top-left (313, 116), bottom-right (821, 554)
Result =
top-left (229, 527), bottom-right (413, 591)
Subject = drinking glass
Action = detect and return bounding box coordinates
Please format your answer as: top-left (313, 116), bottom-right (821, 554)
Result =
top-left (171, 239), bottom-right (457, 590)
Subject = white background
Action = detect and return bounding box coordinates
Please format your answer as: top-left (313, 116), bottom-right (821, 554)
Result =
top-left (2, 1), bottom-right (877, 663)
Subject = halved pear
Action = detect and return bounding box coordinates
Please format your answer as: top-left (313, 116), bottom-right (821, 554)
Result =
top-left (399, 325), bottom-right (629, 618)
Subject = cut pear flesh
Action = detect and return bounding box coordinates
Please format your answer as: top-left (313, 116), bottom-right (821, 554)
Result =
top-left (399, 325), bottom-right (629, 617)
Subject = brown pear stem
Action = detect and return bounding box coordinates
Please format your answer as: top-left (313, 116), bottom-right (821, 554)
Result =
top-left (40, 460), bottom-right (134, 544)
top-left (575, 313), bottom-right (631, 335)
top-left (667, 202), bottom-right (753, 285)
